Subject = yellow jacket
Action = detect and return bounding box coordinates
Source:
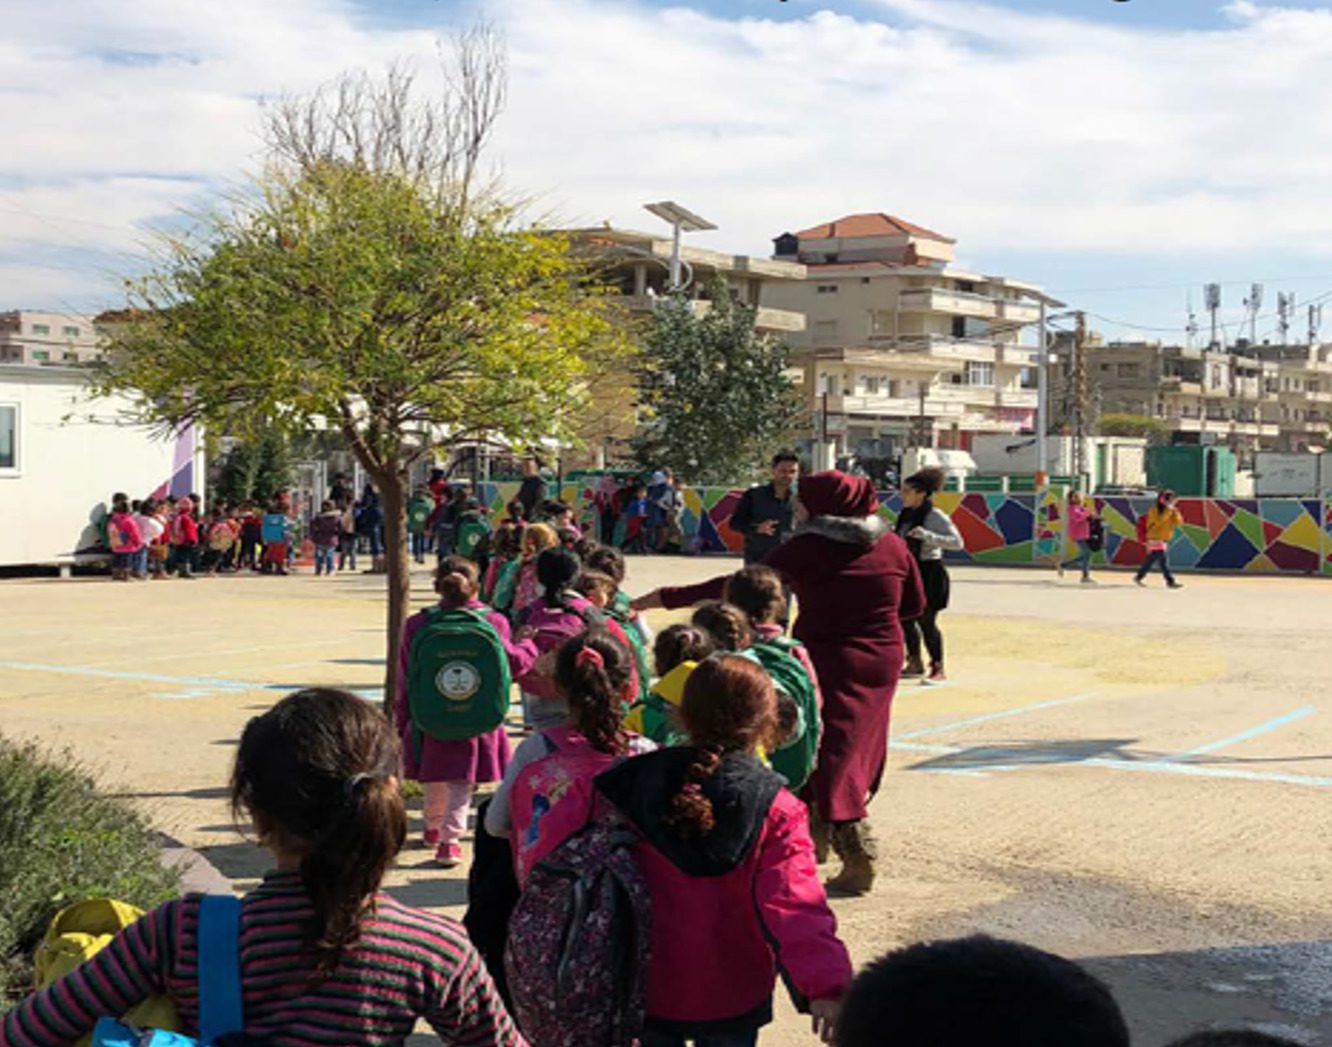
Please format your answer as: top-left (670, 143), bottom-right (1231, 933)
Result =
top-left (1142, 505), bottom-right (1183, 543)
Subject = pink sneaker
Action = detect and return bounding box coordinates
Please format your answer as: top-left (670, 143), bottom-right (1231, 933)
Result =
top-left (434, 843), bottom-right (463, 869)
top-left (422, 829), bottom-right (441, 849)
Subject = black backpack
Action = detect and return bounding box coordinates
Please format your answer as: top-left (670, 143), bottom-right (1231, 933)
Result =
top-left (1086, 517), bottom-right (1106, 553)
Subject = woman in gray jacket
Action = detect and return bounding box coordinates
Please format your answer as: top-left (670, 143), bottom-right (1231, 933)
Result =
top-left (894, 467), bottom-right (964, 683)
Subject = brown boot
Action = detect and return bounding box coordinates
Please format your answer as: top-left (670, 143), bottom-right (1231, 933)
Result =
top-left (901, 657), bottom-right (926, 678)
top-left (808, 804), bottom-right (831, 865)
top-left (826, 821), bottom-right (876, 896)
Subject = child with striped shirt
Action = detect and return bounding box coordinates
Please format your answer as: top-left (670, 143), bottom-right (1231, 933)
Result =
top-left (3, 688), bottom-right (523, 1047)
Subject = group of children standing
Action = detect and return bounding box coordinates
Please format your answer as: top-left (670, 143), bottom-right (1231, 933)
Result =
top-left (104, 492), bottom-right (301, 580)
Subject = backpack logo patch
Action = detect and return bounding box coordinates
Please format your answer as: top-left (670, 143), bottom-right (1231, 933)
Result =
top-left (436, 661), bottom-right (482, 702)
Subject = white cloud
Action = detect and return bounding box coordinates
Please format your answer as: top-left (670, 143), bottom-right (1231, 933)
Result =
top-left (6, 0), bottom-right (1332, 309)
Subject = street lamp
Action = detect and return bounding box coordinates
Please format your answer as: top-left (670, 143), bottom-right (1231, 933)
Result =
top-left (643, 201), bottom-right (717, 293)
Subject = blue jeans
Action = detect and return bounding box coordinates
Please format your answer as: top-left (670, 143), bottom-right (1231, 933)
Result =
top-left (643, 1032), bottom-right (757, 1047)
top-left (411, 533), bottom-right (428, 562)
top-left (314, 545), bottom-right (336, 575)
top-left (1061, 539), bottom-right (1093, 580)
top-left (368, 527), bottom-right (384, 557)
top-left (1137, 548), bottom-right (1177, 585)
top-left (131, 547), bottom-right (149, 577)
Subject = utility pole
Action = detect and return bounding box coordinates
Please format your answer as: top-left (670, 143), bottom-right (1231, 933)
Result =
top-left (1073, 312), bottom-right (1089, 488)
top-left (1036, 300), bottom-right (1049, 481)
top-left (1205, 283), bottom-right (1222, 349)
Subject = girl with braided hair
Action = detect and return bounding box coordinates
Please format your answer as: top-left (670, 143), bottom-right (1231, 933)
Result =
top-left (596, 655), bottom-right (851, 1046)
top-left (484, 627), bottom-right (654, 883)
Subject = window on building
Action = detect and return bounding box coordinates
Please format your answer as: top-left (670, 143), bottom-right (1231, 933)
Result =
top-left (32, 350), bottom-right (50, 362)
top-left (956, 280), bottom-right (976, 294)
top-left (62, 326), bottom-right (80, 337)
top-left (1117, 363), bottom-right (1140, 378)
top-left (816, 285), bottom-right (839, 295)
top-left (966, 362), bottom-right (995, 386)
top-left (31, 323), bottom-right (50, 335)
top-left (823, 374), bottom-right (840, 396)
top-left (863, 375), bottom-right (881, 395)
top-left (62, 351), bottom-right (78, 361)
top-left (0, 404), bottom-right (16, 471)
top-left (887, 379), bottom-right (900, 398)
top-left (951, 316), bottom-right (966, 339)
top-left (812, 320), bottom-right (839, 343)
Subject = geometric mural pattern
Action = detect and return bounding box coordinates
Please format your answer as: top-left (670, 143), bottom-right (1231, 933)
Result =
top-left (484, 481), bottom-right (1332, 576)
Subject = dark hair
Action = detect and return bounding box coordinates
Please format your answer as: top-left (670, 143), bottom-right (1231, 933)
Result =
top-left (667, 655), bottom-right (776, 838)
top-left (435, 555), bottom-right (480, 608)
top-left (111, 495), bottom-right (130, 514)
top-left (725, 566), bottom-right (786, 626)
top-left (140, 498), bottom-right (157, 515)
top-left (836, 935), bottom-right (1130, 1047)
top-left (554, 629), bottom-right (633, 754)
top-left (1158, 488), bottom-right (1177, 504)
top-left (539, 499), bottom-right (572, 520)
top-left (772, 450), bottom-right (800, 467)
top-left (1166, 1034), bottom-right (1305, 1047)
top-left (492, 520), bottom-right (525, 560)
top-left (904, 467), bottom-right (946, 495)
top-left (584, 543), bottom-right (626, 585)
top-left (572, 535), bottom-right (601, 564)
top-left (536, 546), bottom-right (582, 610)
top-left (653, 624), bottom-right (713, 676)
top-left (229, 689), bottom-right (405, 982)
top-left (691, 602), bottom-right (752, 653)
top-left (573, 570), bottom-right (617, 603)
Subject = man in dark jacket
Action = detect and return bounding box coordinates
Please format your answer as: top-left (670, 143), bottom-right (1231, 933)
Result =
top-left (729, 451), bottom-right (799, 564)
top-left (516, 456), bottom-right (548, 521)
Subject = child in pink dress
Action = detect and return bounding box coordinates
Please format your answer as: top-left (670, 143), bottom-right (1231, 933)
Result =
top-left (396, 556), bottom-right (538, 867)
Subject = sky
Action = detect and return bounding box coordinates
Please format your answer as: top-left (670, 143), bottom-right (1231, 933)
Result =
top-left (5, 0), bottom-right (1332, 343)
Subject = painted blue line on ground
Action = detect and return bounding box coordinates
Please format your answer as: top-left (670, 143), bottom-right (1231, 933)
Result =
top-left (0, 660), bottom-right (384, 703)
top-left (894, 692), bottom-right (1101, 741)
top-left (1168, 706), bottom-right (1316, 761)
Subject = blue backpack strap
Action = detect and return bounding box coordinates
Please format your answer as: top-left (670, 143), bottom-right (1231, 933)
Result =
top-left (197, 894), bottom-right (244, 1044)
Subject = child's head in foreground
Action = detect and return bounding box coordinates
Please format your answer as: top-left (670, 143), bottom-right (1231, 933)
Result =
top-left (836, 935), bottom-right (1130, 1047)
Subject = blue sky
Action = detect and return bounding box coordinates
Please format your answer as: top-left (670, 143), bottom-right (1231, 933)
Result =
top-left (6, 0), bottom-right (1332, 343)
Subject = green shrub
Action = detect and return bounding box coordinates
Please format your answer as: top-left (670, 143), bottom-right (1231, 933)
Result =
top-left (0, 736), bottom-right (180, 1009)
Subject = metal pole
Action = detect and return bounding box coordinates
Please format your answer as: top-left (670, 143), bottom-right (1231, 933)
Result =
top-left (1037, 300), bottom-right (1049, 479)
top-left (670, 221), bottom-right (682, 291)
top-left (1074, 311), bottom-right (1088, 489)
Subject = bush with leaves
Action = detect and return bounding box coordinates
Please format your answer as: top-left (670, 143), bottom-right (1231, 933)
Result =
top-left (0, 736), bottom-right (179, 1009)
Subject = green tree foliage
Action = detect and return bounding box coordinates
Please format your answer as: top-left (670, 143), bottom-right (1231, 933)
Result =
top-left (92, 47), bottom-right (623, 706)
top-left (631, 278), bottom-right (804, 485)
top-left (1098, 412), bottom-right (1170, 445)
top-left (213, 429), bottom-right (292, 506)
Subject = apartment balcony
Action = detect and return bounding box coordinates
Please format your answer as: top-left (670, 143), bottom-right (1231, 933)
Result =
top-left (1160, 376), bottom-right (1203, 395)
top-left (997, 343), bottom-right (1041, 366)
top-left (867, 333), bottom-right (999, 363)
top-left (618, 295), bottom-right (805, 333)
top-left (996, 299), bottom-right (1042, 325)
top-left (896, 288), bottom-right (998, 320)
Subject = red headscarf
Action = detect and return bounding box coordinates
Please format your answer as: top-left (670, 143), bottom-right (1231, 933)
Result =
top-left (798, 470), bottom-right (879, 519)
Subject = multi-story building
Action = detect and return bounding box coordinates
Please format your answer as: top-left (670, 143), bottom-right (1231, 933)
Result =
top-left (0, 311), bottom-right (101, 366)
top-left (1051, 337), bottom-right (1332, 460)
top-left (761, 213), bottom-right (1052, 457)
top-left (559, 227), bottom-right (808, 467)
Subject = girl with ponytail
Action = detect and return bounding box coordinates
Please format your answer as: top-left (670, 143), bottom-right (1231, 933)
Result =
top-left (596, 655), bottom-right (852, 1045)
top-left (396, 556), bottom-right (537, 867)
top-left (5, 688), bottom-right (522, 1046)
top-left (484, 627), bottom-right (654, 883)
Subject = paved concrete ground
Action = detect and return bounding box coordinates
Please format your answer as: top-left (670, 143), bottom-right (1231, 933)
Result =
top-left (2, 559), bottom-right (1330, 1045)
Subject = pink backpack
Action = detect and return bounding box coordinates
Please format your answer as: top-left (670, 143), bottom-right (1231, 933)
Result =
top-left (508, 727), bottom-right (625, 885)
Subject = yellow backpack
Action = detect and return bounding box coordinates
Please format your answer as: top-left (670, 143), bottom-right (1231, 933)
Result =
top-left (34, 899), bottom-right (182, 1047)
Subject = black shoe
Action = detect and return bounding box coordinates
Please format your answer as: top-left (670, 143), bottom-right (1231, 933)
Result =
top-left (1167, 581), bottom-right (1184, 589)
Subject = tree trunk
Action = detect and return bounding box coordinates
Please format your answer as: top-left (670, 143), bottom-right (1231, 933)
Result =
top-left (378, 469), bottom-right (411, 720)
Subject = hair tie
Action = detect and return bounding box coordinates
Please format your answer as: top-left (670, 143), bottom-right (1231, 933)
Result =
top-left (343, 772), bottom-right (374, 802)
top-left (575, 645), bottom-right (605, 671)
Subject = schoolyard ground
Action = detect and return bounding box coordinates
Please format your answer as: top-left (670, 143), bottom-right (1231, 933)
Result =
top-left (1, 559), bottom-right (1329, 1045)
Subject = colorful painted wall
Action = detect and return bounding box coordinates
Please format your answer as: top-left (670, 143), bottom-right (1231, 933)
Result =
top-left (463, 478), bottom-right (1331, 575)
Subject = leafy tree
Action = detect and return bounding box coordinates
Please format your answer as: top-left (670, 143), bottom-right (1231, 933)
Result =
top-left (92, 41), bottom-right (622, 707)
top-left (631, 277), bottom-right (804, 484)
top-left (1098, 412), bottom-right (1170, 445)
top-left (213, 429), bottom-right (292, 506)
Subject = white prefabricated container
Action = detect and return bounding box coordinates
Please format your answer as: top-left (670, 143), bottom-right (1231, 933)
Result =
top-left (1253, 452), bottom-right (1323, 497)
top-left (0, 366), bottom-right (197, 567)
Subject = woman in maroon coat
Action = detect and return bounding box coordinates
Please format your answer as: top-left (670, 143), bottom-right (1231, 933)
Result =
top-left (635, 470), bottom-right (924, 894)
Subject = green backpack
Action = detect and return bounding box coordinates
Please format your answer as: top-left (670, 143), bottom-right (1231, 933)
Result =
top-left (748, 638), bottom-right (820, 790)
top-left (608, 607), bottom-right (652, 703)
top-left (407, 607), bottom-right (512, 750)
top-left (489, 558), bottom-right (521, 613)
top-left (457, 517), bottom-right (491, 560)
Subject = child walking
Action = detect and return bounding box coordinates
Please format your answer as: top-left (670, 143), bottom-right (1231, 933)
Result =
top-left (261, 499), bottom-right (293, 575)
top-left (895, 467), bottom-right (964, 684)
top-left (338, 500), bottom-right (359, 572)
top-left (595, 655), bottom-right (852, 1046)
top-left (484, 628), bottom-right (652, 883)
top-left (168, 496), bottom-right (199, 579)
top-left (2, 688), bottom-right (522, 1046)
top-left (623, 623), bottom-right (713, 746)
top-left (309, 500), bottom-right (342, 577)
top-left (511, 522), bottom-right (559, 617)
top-left (106, 495), bottom-right (143, 582)
top-left (397, 557), bottom-right (538, 868)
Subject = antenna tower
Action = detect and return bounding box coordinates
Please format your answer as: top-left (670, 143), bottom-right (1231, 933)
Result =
top-left (1277, 293), bottom-right (1293, 343)
top-left (1204, 283), bottom-right (1222, 349)
top-left (1185, 291), bottom-right (1199, 349)
top-left (1242, 283), bottom-right (1263, 349)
